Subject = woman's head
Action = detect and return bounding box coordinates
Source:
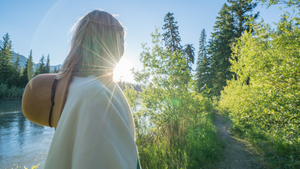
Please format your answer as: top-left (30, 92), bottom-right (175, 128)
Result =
top-left (59, 10), bottom-right (125, 78)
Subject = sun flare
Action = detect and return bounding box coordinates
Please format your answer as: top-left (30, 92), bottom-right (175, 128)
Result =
top-left (113, 56), bottom-right (135, 83)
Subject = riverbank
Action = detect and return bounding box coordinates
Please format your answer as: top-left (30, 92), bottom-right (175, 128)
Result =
top-left (0, 98), bottom-right (22, 101)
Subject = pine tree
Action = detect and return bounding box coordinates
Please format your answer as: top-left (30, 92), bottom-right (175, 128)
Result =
top-left (12, 53), bottom-right (21, 86)
top-left (196, 29), bottom-right (211, 92)
top-left (20, 58), bottom-right (29, 87)
top-left (206, 1), bottom-right (258, 95)
top-left (27, 50), bottom-right (34, 81)
top-left (38, 55), bottom-right (45, 74)
top-left (162, 12), bottom-right (182, 53)
top-left (0, 33), bottom-right (13, 83)
top-left (46, 54), bottom-right (50, 73)
top-left (183, 44), bottom-right (195, 71)
top-left (14, 53), bottom-right (20, 71)
top-left (198, 29), bottom-right (207, 62)
top-left (208, 3), bottom-right (235, 95)
top-left (227, 0), bottom-right (259, 38)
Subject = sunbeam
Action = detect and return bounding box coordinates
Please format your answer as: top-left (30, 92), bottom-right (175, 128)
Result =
top-left (113, 55), bottom-right (135, 83)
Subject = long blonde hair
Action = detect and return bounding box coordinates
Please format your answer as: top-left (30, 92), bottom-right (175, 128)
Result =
top-left (58, 10), bottom-right (125, 79)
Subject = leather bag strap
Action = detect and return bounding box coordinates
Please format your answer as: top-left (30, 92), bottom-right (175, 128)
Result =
top-left (49, 77), bottom-right (58, 127)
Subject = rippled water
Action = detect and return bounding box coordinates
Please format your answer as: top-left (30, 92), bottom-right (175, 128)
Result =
top-left (0, 101), bottom-right (55, 169)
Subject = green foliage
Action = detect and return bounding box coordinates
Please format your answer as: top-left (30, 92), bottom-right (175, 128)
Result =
top-left (162, 12), bottom-right (182, 53)
top-left (37, 55), bottom-right (45, 75)
top-left (0, 33), bottom-right (13, 83)
top-left (183, 44), bottom-right (195, 71)
top-left (53, 66), bottom-right (60, 73)
top-left (0, 34), bottom-right (40, 90)
top-left (256, 0), bottom-right (300, 8)
top-left (14, 53), bottom-right (20, 71)
top-left (27, 50), bottom-right (34, 81)
top-left (208, 3), bottom-right (236, 95)
top-left (124, 85), bottom-right (138, 112)
top-left (196, 29), bottom-right (211, 92)
top-left (201, 0), bottom-right (258, 96)
top-left (0, 83), bottom-right (8, 98)
top-left (46, 54), bottom-right (50, 73)
top-left (128, 28), bottom-right (223, 168)
top-left (228, 0), bottom-right (259, 37)
top-left (0, 83), bottom-right (23, 99)
top-left (218, 13), bottom-right (300, 168)
top-left (0, 33), bottom-right (52, 93)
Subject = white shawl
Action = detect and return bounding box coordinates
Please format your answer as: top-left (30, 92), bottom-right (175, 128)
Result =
top-left (44, 75), bottom-right (138, 169)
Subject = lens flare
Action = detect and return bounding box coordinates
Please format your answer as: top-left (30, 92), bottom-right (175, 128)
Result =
top-left (113, 56), bottom-right (135, 83)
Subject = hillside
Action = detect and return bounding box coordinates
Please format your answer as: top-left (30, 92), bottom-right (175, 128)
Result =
top-left (10, 52), bottom-right (61, 71)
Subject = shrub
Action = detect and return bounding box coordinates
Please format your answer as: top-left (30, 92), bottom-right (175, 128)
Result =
top-left (124, 28), bottom-right (224, 168)
top-left (218, 14), bottom-right (300, 168)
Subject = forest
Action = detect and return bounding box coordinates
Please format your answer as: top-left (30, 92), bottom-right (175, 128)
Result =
top-left (0, 33), bottom-right (138, 100)
top-left (0, 40), bottom-right (60, 99)
top-left (0, 0), bottom-right (299, 168)
top-left (122, 0), bottom-right (299, 168)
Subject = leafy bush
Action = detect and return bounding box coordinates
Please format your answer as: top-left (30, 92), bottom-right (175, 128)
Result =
top-left (218, 14), bottom-right (300, 168)
top-left (0, 83), bottom-right (23, 99)
top-left (124, 28), bottom-right (224, 168)
top-left (0, 83), bottom-right (8, 98)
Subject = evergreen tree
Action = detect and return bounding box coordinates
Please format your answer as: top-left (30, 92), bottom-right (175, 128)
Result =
top-left (46, 54), bottom-right (50, 73)
top-left (0, 33), bottom-right (13, 83)
top-left (205, 1), bottom-right (258, 95)
top-left (162, 12), bottom-right (182, 53)
top-left (199, 55), bottom-right (210, 90)
top-left (196, 29), bottom-right (211, 92)
top-left (14, 53), bottom-right (20, 71)
top-left (11, 53), bottom-right (21, 87)
top-left (38, 55), bottom-right (45, 74)
top-left (198, 29), bottom-right (207, 62)
top-left (228, 0), bottom-right (259, 38)
top-left (20, 57), bottom-right (29, 87)
top-left (183, 44), bottom-right (195, 71)
top-left (208, 3), bottom-right (235, 95)
top-left (27, 50), bottom-right (34, 81)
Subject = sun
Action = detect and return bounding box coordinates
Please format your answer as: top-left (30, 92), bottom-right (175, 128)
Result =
top-left (113, 56), bottom-right (135, 83)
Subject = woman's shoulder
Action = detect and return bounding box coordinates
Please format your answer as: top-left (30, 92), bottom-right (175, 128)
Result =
top-left (68, 75), bottom-right (124, 101)
top-left (65, 75), bottom-right (135, 139)
top-left (69, 75), bottom-right (108, 94)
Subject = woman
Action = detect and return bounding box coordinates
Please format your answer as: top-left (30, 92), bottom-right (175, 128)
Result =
top-left (44, 10), bottom-right (140, 169)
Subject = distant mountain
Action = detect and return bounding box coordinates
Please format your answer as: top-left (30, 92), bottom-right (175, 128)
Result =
top-left (10, 52), bottom-right (61, 72)
top-left (50, 65), bottom-right (61, 72)
top-left (11, 52), bottom-right (27, 69)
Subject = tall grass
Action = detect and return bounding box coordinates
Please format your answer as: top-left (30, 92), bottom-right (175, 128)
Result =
top-left (125, 87), bottom-right (224, 168)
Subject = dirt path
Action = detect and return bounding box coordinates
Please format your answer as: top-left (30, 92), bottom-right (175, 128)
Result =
top-left (213, 111), bottom-right (267, 169)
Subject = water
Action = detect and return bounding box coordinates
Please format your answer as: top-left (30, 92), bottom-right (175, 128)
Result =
top-left (0, 101), bottom-right (55, 169)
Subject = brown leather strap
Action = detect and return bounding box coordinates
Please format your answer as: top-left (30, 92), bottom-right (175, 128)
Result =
top-left (49, 77), bottom-right (58, 127)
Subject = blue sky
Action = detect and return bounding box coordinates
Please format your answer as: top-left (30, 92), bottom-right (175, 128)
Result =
top-left (0, 0), bottom-right (290, 82)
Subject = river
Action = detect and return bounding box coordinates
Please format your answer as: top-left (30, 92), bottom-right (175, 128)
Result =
top-left (0, 101), bottom-right (55, 169)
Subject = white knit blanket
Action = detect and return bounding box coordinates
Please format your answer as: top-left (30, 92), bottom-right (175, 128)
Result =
top-left (44, 75), bottom-right (138, 169)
